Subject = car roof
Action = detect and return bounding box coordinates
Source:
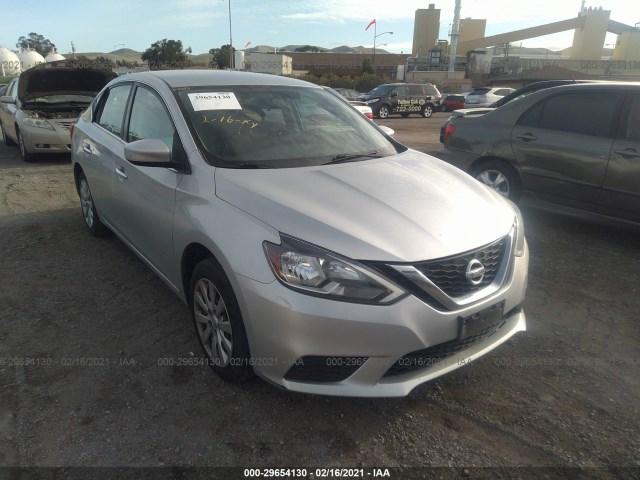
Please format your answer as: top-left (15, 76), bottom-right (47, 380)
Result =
top-left (116, 70), bottom-right (320, 89)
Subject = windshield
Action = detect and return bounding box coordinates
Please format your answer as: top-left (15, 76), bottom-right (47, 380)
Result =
top-left (176, 85), bottom-right (399, 168)
top-left (366, 85), bottom-right (395, 97)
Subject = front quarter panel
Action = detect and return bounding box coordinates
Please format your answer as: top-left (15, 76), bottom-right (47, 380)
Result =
top-left (172, 154), bottom-right (281, 291)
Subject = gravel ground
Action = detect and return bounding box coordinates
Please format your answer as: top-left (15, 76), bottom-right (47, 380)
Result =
top-left (0, 115), bottom-right (639, 479)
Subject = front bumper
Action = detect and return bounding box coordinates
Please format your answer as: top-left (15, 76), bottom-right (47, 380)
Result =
top-left (234, 242), bottom-right (529, 397)
top-left (19, 120), bottom-right (73, 154)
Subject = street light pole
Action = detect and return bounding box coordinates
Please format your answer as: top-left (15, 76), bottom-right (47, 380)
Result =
top-left (227, 0), bottom-right (234, 69)
top-left (373, 29), bottom-right (393, 71)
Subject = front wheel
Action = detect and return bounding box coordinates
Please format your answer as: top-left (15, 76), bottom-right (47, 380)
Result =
top-left (190, 258), bottom-right (253, 383)
top-left (471, 160), bottom-right (521, 201)
top-left (440, 105), bottom-right (448, 112)
top-left (377, 104), bottom-right (391, 119)
top-left (17, 129), bottom-right (33, 162)
top-left (421, 104), bottom-right (434, 118)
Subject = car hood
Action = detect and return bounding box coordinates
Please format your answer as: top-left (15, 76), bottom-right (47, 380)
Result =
top-left (18, 60), bottom-right (117, 103)
top-left (215, 150), bottom-right (515, 262)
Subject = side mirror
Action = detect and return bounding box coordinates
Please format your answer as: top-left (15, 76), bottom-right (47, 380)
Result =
top-left (390, 92), bottom-right (398, 97)
top-left (124, 139), bottom-right (172, 165)
top-left (0, 96), bottom-right (16, 105)
top-left (378, 125), bottom-right (394, 136)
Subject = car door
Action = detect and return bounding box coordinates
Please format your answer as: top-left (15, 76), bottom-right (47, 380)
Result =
top-left (80, 83), bottom-right (134, 225)
top-left (597, 91), bottom-right (640, 223)
top-left (390, 85), bottom-right (406, 114)
top-left (511, 91), bottom-right (622, 211)
top-left (108, 83), bottom-right (186, 281)
top-left (0, 79), bottom-right (19, 141)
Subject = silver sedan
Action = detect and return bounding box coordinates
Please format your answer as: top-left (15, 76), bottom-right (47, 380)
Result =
top-left (71, 70), bottom-right (528, 397)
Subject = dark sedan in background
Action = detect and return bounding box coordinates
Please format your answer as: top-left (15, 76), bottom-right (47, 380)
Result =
top-left (434, 82), bottom-right (640, 225)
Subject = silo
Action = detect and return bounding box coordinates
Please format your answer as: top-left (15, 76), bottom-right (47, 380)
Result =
top-left (0, 47), bottom-right (22, 76)
top-left (17, 49), bottom-right (45, 71)
top-left (234, 50), bottom-right (245, 70)
top-left (45, 51), bottom-right (66, 62)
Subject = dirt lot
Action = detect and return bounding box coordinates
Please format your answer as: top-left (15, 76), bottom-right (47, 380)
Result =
top-left (1, 114), bottom-right (639, 478)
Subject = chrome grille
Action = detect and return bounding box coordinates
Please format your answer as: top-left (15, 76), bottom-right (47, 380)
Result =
top-left (414, 237), bottom-right (506, 298)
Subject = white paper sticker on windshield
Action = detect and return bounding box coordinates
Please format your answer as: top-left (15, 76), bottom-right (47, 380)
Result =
top-left (188, 92), bottom-right (242, 111)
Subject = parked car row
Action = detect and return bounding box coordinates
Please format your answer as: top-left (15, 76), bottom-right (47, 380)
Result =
top-left (434, 81), bottom-right (640, 225)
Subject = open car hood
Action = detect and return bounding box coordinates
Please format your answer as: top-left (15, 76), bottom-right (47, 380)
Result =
top-left (18, 60), bottom-right (117, 103)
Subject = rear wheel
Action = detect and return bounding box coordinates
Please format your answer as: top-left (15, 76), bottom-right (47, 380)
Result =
top-left (190, 258), bottom-right (253, 383)
top-left (78, 171), bottom-right (110, 236)
top-left (471, 160), bottom-right (521, 201)
top-left (421, 104), bottom-right (434, 118)
top-left (440, 104), bottom-right (448, 112)
top-left (377, 104), bottom-right (391, 119)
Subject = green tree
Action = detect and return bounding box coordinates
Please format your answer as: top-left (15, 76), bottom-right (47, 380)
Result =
top-left (361, 59), bottom-right (374, 74)
top-left (16, 33), bottom-right (56, 56)
top-left (209, 44), bottom-right (235, 69)
top-left (294, 45), bottom-right (324, 52)
top-left (142, 39), bottom-right (192, 70)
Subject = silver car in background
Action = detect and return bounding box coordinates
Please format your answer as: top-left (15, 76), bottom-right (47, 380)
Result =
top-left (71, 71), bottom-right (528, 397)
top-left (0, 61), bottom-right (115, 161)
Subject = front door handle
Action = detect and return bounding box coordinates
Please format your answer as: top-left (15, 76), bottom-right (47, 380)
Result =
top-left (516, 133), bottom-right (537, 142)
top-left (82, 144), bottom-right (93, 155)
top-left (614, 148), bottom-right (640, 158)
top-left (115, 167), bottom-right (128, 179)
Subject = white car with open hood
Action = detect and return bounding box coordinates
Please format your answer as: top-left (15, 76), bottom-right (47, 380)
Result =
top-left (0, 60), bottom-right (116, 161)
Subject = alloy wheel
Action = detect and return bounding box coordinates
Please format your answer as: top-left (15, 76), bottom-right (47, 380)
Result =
top-left (193, 278), bottom-right (233, 366)
top-left (79, 178), bottom-right (95, 228)
top-left (476, 169), bottom-right (510, 197)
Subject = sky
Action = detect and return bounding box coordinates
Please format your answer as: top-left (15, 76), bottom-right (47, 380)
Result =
top-left (0, 0), bottom-right (639, 55)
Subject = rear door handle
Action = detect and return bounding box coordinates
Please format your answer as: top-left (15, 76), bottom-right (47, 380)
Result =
top-left (115, 167), bottom-right (128, 179)
top-left (614, 148), bottom-right (640, 158)
top-left (82, 144), bottom-right (93, 154)
top-left (516, 133), bottom-right (537, 142)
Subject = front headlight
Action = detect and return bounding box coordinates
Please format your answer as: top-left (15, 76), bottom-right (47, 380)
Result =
top-left (510, 201), bottom-right (526, 257)
top-left (366, 98), bottom-right (380, 105)
top-left (23, 118), bottom-right (55, 130)
top-left (264, 234), bottom-right (406, 304)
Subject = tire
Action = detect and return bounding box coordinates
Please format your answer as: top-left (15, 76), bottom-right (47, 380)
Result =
top-left (16, 128), bottom-right (34, 162)
top-left (470, 160), bottom-right (522, 201)
top-left (377, 104), bottom-right (391, 119)
top-left (421, 104), bottom-right (434, 118)
top-left (400, 113), bottom-right (410, 118)
top-left (78, 171), bottom-right (110, 236)
top-left (440, 105), bottom-right (448, 112)
top-left (190, 258), bottom-right (253, 383)
top-left (1, 121), bottom-right (16, 146)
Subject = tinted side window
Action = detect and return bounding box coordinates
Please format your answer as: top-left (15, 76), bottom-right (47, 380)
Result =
top-left (408, 85), bottom-right (423, 96)
top-left (127, 87), bottom-right (174, 146)
top-left (392, 86), bottom-right (406, 97)
top-left (127, 85), bottom-right (186, 163)
top-left (537, 92), bottom-right (621, 137)
top-left (97, 84), bottom-right (132, 137)
top-left (619, 93), bottom-right (640, 141)
top-left (518, 102), bottom-right (544, 127)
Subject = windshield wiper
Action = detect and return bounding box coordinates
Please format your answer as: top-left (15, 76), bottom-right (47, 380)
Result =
top-left (230, 163), bottom-right (274, 169)
top-left (330, 150), bottom-right (381, 164)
